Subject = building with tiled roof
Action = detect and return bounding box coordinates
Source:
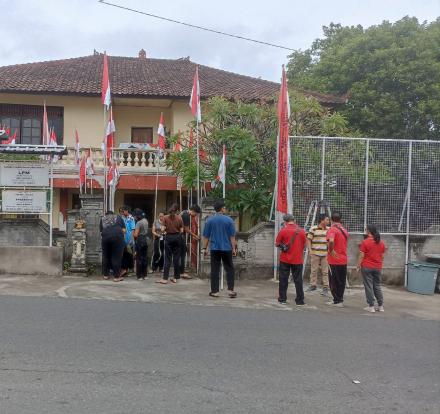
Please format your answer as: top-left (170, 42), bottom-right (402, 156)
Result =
top-left (0, 51), bottom-right (345, 104)
top-left (0, 51), bottom-right (345, 236)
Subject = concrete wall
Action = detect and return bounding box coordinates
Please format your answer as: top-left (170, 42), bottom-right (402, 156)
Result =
top-left (0, 218), bottom-right (50, 246)
top-left (0, 246), bottom-right (63, 276)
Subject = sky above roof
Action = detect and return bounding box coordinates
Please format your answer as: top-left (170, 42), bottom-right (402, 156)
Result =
top-left (2, 0), bottom-right (439, 82)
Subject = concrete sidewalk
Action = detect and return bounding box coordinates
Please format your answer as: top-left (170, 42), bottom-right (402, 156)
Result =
top-left (0, 273), bottom-right (438, 321)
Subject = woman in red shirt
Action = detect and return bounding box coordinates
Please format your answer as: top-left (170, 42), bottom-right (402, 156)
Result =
top-left (357, 225), bottom-right (387, 313)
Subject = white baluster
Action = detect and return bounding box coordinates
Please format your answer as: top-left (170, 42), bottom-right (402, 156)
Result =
top-left (140, 151), bottom-right (146, 167)
top-left (133, 151), bottom-right (140, 167)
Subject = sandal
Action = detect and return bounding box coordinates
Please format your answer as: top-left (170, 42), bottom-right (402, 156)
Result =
top-left (155, 279), bottom-right (168, 284)
top-left (170, 278), bottom-right (177, 284)
top-left (209, 292), bottom-right (220, 298)
top-left (228, 291), bottom-right (237, 298)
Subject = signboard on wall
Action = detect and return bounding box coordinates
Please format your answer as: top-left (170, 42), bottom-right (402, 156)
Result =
top-left (1, 190), bottom-right (47, 213)
top-left (0, 163), bottom-right (49, 187)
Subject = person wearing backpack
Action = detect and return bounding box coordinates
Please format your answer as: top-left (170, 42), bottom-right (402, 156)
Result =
top-left (133, 209), bottom-right (149, 280)
top-left (100, 211), bottom-right (126, 282)
top-left (326, 211), bottom-right (349, 307)
top-left (275, 214), bottom-right (307, 305)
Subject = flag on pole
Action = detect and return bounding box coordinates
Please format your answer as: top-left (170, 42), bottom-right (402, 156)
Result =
top-left (74, 130), bottom-right (81, 165)
top-left (175, 130), bottom-right (182, 152)
top-left (101, 53), bottom-right (111, 110)
top-left (189, 66), bottom-right (201, 122)
top-left (79, 156), bottom-right (86, 191)
top-left (49, 127), bottom-right (59, 162)
top-left (1, 130), bottom-right (16, 145)
top-left (276, 65), bottom-right (292, 215)
top-left (42, 102), bottom-right (50, 146)
top-left (188, 128), bottom-right (194, 148)
top-left (86, 148), bottom-right (95, 176)
top-left (105, 107), bottom-right (115, 161)
top-left (157, 112), bottom-right (166, 150)
top-left (108, 161), bottom-right (120, 187)
top-left (217, 145), bottom-right (226, 185)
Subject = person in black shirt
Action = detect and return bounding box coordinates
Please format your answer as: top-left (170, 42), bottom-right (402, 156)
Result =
top-left (180, 204), bottom-right (201, 278)
top-left (100, 211), bottom-right (126, 282)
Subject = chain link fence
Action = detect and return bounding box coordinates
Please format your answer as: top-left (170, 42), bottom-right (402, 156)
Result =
top-left (290, 136), bottom-right (440, 283)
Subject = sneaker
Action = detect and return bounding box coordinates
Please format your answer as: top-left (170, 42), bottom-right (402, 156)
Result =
top-left (364, 306), bottom-right (376, 313)
top-left (326, 301), bottom-right (334, 306)
top-left (320, 288), bottom-right (329, 296)
top-left (278, 300), bottom-right (287, 305)
top-left (334, 302), bottom-right (344, 308)
top-left (306, 285), bottom-right (317, 292)
top-left (376, 305), bottom-right (384, 312)
top-left (296, 302), bottom-right (306, 306)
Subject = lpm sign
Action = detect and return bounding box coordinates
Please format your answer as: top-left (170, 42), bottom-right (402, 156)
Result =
top-left (0, 163), bottom-right (49, 187)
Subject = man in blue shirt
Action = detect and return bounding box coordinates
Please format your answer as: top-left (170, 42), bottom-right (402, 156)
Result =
top-left (120, 206), bottom-right (136, 278)
top-left (202, 199), bottom-right (237, 298)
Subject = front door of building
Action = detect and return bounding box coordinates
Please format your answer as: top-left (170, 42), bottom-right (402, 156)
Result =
top-left (123, 194), bottom-right (154, 225)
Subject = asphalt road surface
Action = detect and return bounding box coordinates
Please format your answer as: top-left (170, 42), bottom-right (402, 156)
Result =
top-left (0, 296), bottom-right (438, 414)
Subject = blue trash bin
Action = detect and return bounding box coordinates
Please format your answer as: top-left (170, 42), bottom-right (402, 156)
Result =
top-left (407, 262), bottom-right (440, 295)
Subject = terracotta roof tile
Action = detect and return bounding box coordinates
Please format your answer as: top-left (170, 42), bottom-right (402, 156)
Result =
top-left (0, 54), bottom-right (346, 104)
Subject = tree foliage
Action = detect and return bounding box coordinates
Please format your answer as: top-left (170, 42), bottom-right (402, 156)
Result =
top-left (287, 17), bottom-right (440, 140)
top-left (167, 95), bottom-right (353, 229)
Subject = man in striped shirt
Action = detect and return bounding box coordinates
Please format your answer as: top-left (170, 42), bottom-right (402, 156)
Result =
top-left (306, 213), bottom-right (330, 295)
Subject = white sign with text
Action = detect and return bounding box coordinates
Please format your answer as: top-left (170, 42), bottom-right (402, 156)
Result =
top-left (0, 163), bottom-right (49, 187)
top-left (2, 190), bottom-right (47, 213)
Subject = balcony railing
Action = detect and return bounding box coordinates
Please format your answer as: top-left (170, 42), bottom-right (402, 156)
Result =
top-left (59, 147), bottom-right (172, 173)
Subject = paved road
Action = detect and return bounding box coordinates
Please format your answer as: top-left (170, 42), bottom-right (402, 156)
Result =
top-left (0, 296), bottom-right (438, 414)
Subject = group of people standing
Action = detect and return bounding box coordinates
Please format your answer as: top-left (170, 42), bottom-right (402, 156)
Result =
top-left (100, 203), bottom-right (202, 283)
top-left (275, 211), bottom-right (386, 313)
top-left (99, 199), bottom-right (239, 298)
top-left (100, 200), bottom-right (386, 312)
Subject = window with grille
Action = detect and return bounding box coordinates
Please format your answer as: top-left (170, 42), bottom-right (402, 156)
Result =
top-left (0, 103), bottom-right (63, 145)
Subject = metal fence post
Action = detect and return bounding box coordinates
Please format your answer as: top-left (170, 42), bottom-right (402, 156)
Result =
top-left (363, 139), bottom-right (369, 231)
top-left (320, 138), bottom-right (326, 201)
top-left (405, 141), bottom-right (413, 286)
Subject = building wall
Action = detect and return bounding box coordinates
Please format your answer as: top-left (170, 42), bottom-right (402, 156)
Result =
top-left (0, 93), bottom-right (103, 147)
top-left (171, 101), bottom-right (193, 133)
top-left (0, 93), bottom-right (195, 148)
top-left (113, 105), bottom-right (171, 144)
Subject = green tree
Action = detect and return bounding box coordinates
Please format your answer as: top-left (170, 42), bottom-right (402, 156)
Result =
top-left (167, 95), bottom-right (353, 230)
top-left (287, 17), bottom-right (440, 140)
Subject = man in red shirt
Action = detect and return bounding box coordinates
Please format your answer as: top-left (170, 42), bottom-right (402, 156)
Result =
top-left (326, 211), bottom-right (349, 307)
top-left (275, 214), bottom-right (307, 305)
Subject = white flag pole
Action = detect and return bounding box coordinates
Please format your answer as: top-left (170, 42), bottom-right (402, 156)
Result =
top-left (220, 144), bottom-right (226, 290)
top-left (103, 106), bottom-right (108, 212)
top-left (196, 118), bottom-right (201, 275)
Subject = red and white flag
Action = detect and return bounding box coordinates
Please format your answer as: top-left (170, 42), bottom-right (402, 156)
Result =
top-left (104, 107), bottom-right (115, 161)
top-left (101, 53), bottom-right (111, 110)
top-left (49, 127), bottom-right (59, 162)
top-left (108, 162), bottom-right (120, 187)
top-left (42, 102), bottom-right (50, 146)
top-left (157, 112), bottom-right (166, 150)
top-left (217, 145), bottom-right (226, 186)
top-left (79, 156), bottom-right (86, 190)
top-left (276, 65), bottom-right (292, 215)
top-left (49, 127), bottom-right (57, 146)
top-left (2, 130), bottom-right (17, 145)
top-left (174, 130), bottom-right (182, 152)
top-left (74, 129), bottom-right (81, 165)
top-left (188, 127), bottom-right (194, 148)
top-left (86, 148), bottom-right (95, 176)
top-left (189, 66), bottom-right (201, 122)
